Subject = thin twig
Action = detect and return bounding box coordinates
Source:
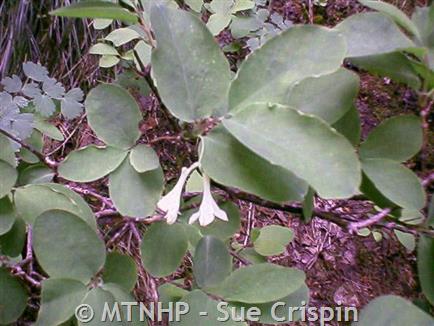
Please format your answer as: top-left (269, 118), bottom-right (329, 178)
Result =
top-left (0, 128), bottom-right (57, 169)
top-left (348, 208), bottom-right (392, 234)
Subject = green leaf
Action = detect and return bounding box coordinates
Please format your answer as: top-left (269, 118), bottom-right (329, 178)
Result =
top-left (358, 0), bottom-right (420, 38)
top-left (229, 284), bottom-right (310, 324)
top-left (238, 248), bottom-right (267, 264)
top-left (18, 164), bottom-right (55, 185)
top-left (360, 115), bottom-right (423, 162)
top-left (36, 278), bottom-right (87, 326)
top-left (411, 5), bottom-right (434, 47)
top-left (114, 71), bottom-right (151, 97)
top-left (185, 170), bottom-right (203, 193)
top-left (22, 62), bottom-right (49, 82)
top-left (79, 287), bottom-right (122, 326)
top-left (356, 295), bottom-right (434, 325)
top-left (59, 145), bottom-right (128, 182)
top-left (223, 103), bottom-right (361, 199)
top-left (200, 127), bottom-right (308, 203)
top-left (0, 160), bottom-right (17, 198)
top-left (14, 183), bottom-right (97, 230)
top-left (207, 263), bottom-right (305, 303)
top-left (129, 144), bottom-right (160, 173)
top-left (362, 158), bottom-right (425, 210)
top-left (50, 2), bottom-right (138, 24)
top-left (33, 117), bottom-right (64, 141)
top-left (170, 290), bottom-right (247, 326)
top-left (231, 0), bottom-right (255, 13)
top-left (336, 12), bottom-right (415, 58)
top-left (417, 236), bottom-right (434, 306)
top-left (61, 88), bottom-right (85, 119)
top-left (0, 267), bottom-right (28, 324)
top-left (99, 55), bottom-right (120, 68)
top-left (19, 130), bottom-right (43, 164)
top-left (350, 52), bottom-right (421, 90)
top-left (428, 195), bottom-right (434, 227)
top-left (394, 230), bottom-right (416, 251)
top-left (0, 197), bottom-right (15, 236)
top-left (0, 134), bottom-right (16, 166)
top-left (109, 159), bottom-right (164, 217)
top-left (0, 218), bottom-right (26, 258)
top-left (193, 236), bottom-right (232, 289)
top-left (89, 43), bottom-right (119, 56)
top-left (103, 252), bottom-right (138, 292)
top-left (229, 25), bottom-right (346, 110)
top-left (253, 225), bottom-right (293, 256)
top-left (332, 105), bottom-right (361, 146)
top-left (302, 188), bottom-right (315, 223)
top-left (207, 13), bottom-right (232, 35)
top-left (158, 283), bottom-right (189, 307)
top-left (33, 210), bottom-right (106, 283)
top-left (140, 222), bottom-right (188, 277)
top-left (184, 0), bottom-right (203, 12)
top-left (134, 40), bottom-right (152, 68)
top-left (85, 84), bottom-right (142, 149)
top-left (105, 27), bottom-right (141, 47)
top-left (151, 5), bottom-right (232, 121)
top-left (101, 283), bottom-right (145, 326)
top-left (286, 68), bottom-right (360, 124)
top-left (93, 18), bottom-right (113, 30)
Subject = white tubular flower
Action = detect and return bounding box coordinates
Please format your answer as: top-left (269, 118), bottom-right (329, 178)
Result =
top-left (158, 162), bottom-right (199, 224)
top-left (189, 174), bottom-right (228, 227)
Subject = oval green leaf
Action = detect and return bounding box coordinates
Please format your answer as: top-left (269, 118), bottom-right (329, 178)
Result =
top-left (417, 236), bottom-right (434, 306)
top-left (193, 236), bottom-right (232, 289)
top-left (151, 5), bottom-right (232, 122)
top-left (359, 0), bottom-right (420, 37)
top-left (362, 158), bottom-right (426, 210)
top-left (286, 68), bottom-right (360, 124)
top-left (109, 159), bottom-right (164, 217)
top-left (171, 290), bottom-right (247, 326)
top-left (200, 126), bottom-right (308, 203)
top-left (336, 12), bottom-right (415, 58)
top-left (140, 222), bottom-right (188, 277)
top-left (129, 144), bottom-right (160, 173)
top-left (359, 115), bottom-right (423, 162)
top-left (59, 145), bottom-right (128, 182)
top-left (0, 160), bottom-right (17, 198)
top-left (223, 103), bottom-right (361, 199)
top-left (103, 252), bottom-right (138, 292)
top-left (36, 278), bottom-right (87, 326)
top-left (229, 25), bottom-right (346, 110)
top-left (0, 218), bottom-right (26, 258)
top-left (50, 2), bottom-right (138, 24)
top-left (356, 295), bottom-right (434, 326)
top-left (229, 284), bottom-right (310, 324)
top-left (0, 197), bottom-right (15, 236)
top-left (253, 225), bottom-right (294, 256)
top-left (0, 267), bottom-right (28, 324)
top-left (33, 210), bottom-right (106, 283)
top-left (85, 84), bottom-right (142, 149)
top-left (207, 263), bottom-right (306, 304)
top-left (14, 183), bottom-right (97, 230)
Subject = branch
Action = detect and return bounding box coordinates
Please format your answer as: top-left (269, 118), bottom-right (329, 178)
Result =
top-left (0, 128), bottom-right (57, 169)
top-left (214, 182), bottom-right (434, 237)
top-left (348, 208), bottom-right (392, 234)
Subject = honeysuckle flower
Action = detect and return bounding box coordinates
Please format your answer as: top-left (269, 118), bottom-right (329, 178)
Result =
top-left (158, 162), bottom-right (199, 224)
top-left (189, 174), bottom-right (228, 227)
